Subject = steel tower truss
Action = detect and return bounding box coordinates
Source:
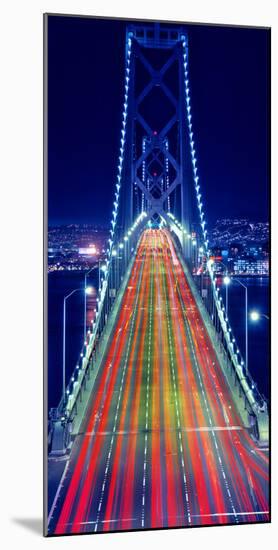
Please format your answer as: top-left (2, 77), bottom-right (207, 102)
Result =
top-left (123, 23), bottom-right (195, 256)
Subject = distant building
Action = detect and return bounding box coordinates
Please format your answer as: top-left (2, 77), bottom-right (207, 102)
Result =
top-left (233, 258), bottom-right (269, 276)
top-left (209, 218), bottom-right (269, 248)
top-left (78, 245), bottom-right (99, 255)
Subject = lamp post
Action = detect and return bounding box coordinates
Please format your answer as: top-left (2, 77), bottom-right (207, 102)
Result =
top-left (223, 275), bottom-right (230, 313)
top-left (84, 265), bottom-right (98, 341)
top-left (124, 235), bottom-right (129, 270)
top-left (209, 258), bottom-right (229, 312)
top-left (198, 246), bottom-right (204, 295)
top-left (63, 286), bottom-right (92, 407)
top-left (119, 242), bottom-right (124, 285)
top-left (192, 238), bottom-right (197, 271)
top-left (111, 248), bottom-right (117, 292)
top-left (235, 278), bottom-right (248, 377)
top-left (209, 258), bottom-right (250, 376)
top-left (223, 276), bottom-right (249, 376)
top-left (99, 262), bottom-right (108, 316)
top-left (250, 311), bottom-right (269, 321)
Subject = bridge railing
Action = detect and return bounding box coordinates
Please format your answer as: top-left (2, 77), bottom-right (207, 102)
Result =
top-left (170, 229), bottom-right (268, 443)
top-left (48, 219), bottom-right (146, 455)
top-left (194, 262), bottom-right (268, 443)
top-left (204, 265), bottom-right (267, 408)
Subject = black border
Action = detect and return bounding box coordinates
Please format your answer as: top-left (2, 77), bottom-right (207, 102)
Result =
top-left (43, 12), bottom-right (48, 538)
top-left (43, 12), bottom-right (271, 538)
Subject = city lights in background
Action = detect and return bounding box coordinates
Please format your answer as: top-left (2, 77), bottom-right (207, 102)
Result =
top-left (79, 244), bottom-right (98, 255)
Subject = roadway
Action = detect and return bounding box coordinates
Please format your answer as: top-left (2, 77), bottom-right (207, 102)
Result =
top-left (49, 228), bottom-right (269, 535)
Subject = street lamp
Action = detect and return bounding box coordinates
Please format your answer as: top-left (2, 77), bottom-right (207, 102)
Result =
top-left (250, 310), bottom-right (269, 322)
top-left (214, 260), bottom-right (250, 376)
top-left (63, 286), bottom-right (92, 407)
top-left (208, 258), bottom-right (230, 312)
top-left (111, 249), bottom-right (118, 290)
top-left (84, 265), bottom-right (98, 341)
top-left (223, 275), bottom-right (231, 312)
top-left (224, 277), bottom-right (249, 377)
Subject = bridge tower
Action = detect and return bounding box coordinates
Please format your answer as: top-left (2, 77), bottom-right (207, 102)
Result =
top-left (118, 23), bottom-right (196, 258)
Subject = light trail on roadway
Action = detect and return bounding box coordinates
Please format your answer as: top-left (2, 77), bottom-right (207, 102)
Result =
top-left (49, 228), bottom-right (269, 535)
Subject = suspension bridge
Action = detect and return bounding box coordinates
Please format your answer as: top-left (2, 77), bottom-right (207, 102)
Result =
top-left (47, 23), bottom-right (269, 535)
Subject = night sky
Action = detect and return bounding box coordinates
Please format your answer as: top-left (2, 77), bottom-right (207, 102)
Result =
top-left (47, 15), bottom-right (270, 227)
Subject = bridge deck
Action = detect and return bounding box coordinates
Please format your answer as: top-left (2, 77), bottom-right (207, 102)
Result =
top-left (49, 229), bottom-right (269, 535)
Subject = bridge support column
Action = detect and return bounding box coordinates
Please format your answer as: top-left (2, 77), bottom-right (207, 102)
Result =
top-left (49, 416), bottom-right (72, 457)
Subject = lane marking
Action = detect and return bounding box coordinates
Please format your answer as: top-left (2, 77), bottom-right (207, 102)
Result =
top-left (162, 243), bottom-right (192, 525)
top-left (84, 425), bottom-right (242, 436)
top-left (173, 267), bottom-right (240, 523)
top-left (141, 249), bottom-right (154, 527)
top-left (94, 253), bottom-right (146, 532)
top-left (164, 229), bottom-right (239, 524)
top-left (48, 459), bottom-right (70, 527)
top-left (191, 511), bottom-right (269, 518)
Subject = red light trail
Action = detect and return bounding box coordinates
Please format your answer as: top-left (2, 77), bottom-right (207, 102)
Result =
top-left (50, 229), bottom-right (269, 535)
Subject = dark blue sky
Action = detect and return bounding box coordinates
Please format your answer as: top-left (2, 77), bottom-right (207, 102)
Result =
top-left (47, 16), bottom-right (270, 227)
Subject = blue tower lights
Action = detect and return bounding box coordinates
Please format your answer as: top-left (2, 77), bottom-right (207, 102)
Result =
top-left (179, 35), bottom-right (263, 405)
top-left (107, 34), bottom-right (133, 257)
top-left (141, 137), bottom-right (146, 213)
top-left (60, 29), bottom-right (266, 416)
top-left (95, 35), bottom-right (133, 303)
top-left (165, 138), bottom-right (170, 212)
top-left (62, 124), bottom-right (150, 406)
top-left (181, 36), bottom-right (209, 254)
top-left (59, 34), bottom-right (135, 413)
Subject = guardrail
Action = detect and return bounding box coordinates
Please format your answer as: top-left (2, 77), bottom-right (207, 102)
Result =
top-left (171, 232), bottom-right (269, 445)
top-left (48, 228), bottom-right (145, 456)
